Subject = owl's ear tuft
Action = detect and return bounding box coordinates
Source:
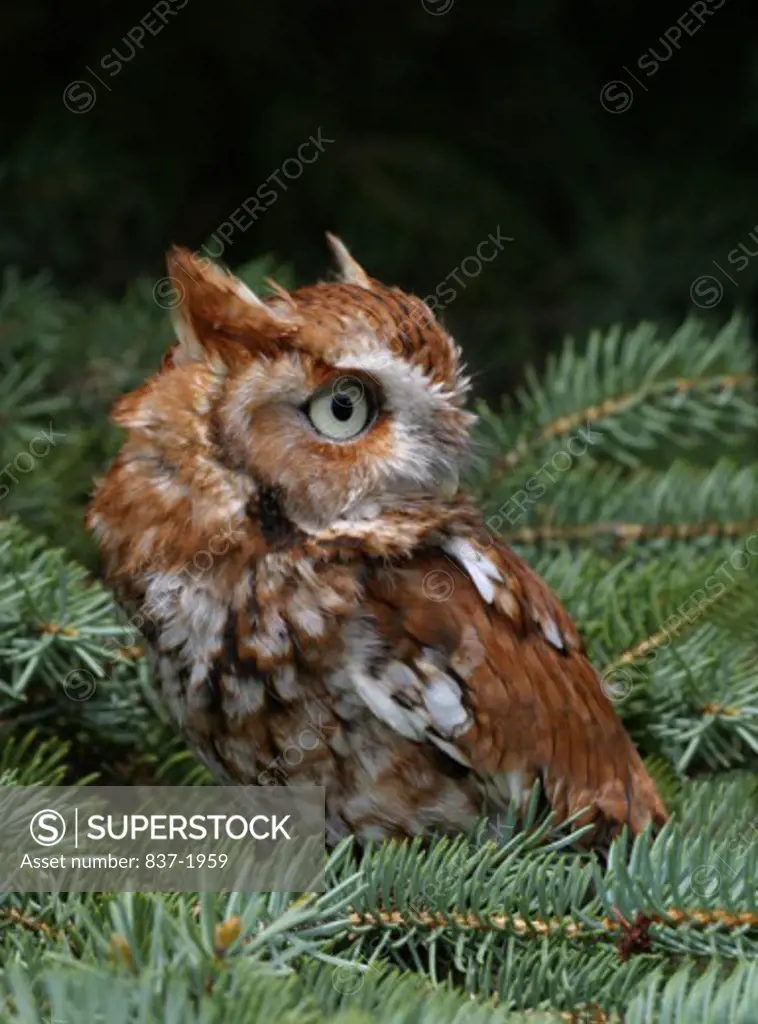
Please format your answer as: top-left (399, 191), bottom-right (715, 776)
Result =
top-left (165, 246), bottom-right (298, 367)
top-left (326, 233), bottom-right (373, 288)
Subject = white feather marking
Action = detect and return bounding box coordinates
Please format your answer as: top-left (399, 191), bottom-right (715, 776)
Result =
top-left (230, 276), bottom-right (268, 308)
top-left (538, 614), bottom-right (565, 651)
top-left (272, 665), bottom-right (300, 701)
top-left (170, 307), bottom-right (204, 365)
top-left (423, 675), bottom-right (469, 734)
top-left (287, 603), bottom-right (326, 639)
top-left (495, 586), bottom-right (520, 620)
top-left (145, 572), bottom-right (226, 668)
top-left (450, 623), bottom-right (486, 676)
top-left (222, 674), bottom-right (265, 719)
top-left (386, 661), bottom-right (419, 690)
top-left (505, 769), bottom-right (525, 804)
top-left (353, 675), bottom-right (425, 740)
top-left (444, 537), bottom-right (502, 604)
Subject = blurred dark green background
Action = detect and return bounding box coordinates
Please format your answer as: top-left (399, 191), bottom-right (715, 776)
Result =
top-left (2, 0), bottom-right (757, 397)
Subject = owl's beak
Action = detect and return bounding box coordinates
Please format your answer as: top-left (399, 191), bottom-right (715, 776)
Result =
top-left (434, 466), bottom-right (459, 500)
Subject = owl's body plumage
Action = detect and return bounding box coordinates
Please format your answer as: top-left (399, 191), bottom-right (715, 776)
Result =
top-left (87, 240), bottom-right (666, 843)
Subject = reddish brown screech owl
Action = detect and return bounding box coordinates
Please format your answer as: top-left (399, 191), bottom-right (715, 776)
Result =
top-left (87, 237), bottom-right (667, 845)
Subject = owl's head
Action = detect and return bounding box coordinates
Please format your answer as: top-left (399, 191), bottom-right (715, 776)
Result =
top-left (110, 236), bottom-right (475, 544)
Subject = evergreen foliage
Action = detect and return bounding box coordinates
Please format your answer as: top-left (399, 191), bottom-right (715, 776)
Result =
top-left (1, 262), bottom-right (758, 1021)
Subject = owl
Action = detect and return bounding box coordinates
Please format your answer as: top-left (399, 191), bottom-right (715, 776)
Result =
top-left (86, 237), bottom-right (667, 845)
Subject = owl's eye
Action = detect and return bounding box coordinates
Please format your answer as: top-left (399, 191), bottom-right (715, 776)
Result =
top-left (306, 377), bottom-right (376, 441)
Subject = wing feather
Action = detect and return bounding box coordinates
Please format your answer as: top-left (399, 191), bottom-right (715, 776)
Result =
top-left (363, 542), bottom-right (667, 837)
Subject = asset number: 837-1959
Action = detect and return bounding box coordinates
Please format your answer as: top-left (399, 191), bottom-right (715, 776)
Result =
top-left (144, 853), bottom-right (229, 868)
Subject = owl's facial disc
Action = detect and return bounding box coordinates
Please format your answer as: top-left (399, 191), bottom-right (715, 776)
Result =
top-left (300, 371), bottom-right (460, 500)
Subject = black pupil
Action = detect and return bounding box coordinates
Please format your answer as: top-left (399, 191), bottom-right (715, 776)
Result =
top-left (331, 395), bottom-right (354, 421)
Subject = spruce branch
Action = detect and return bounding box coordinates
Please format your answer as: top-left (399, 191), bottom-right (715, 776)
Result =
top-left (491, 371), bottom-right (756, 476)
top-left (476, 316), bottom-right (758, 497)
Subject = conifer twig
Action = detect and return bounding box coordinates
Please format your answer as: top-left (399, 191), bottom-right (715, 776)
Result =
top-left (602, 583), bottom-right (736, 675)
top-left (492, 373), bottom-right (755, 475)
top-left (0, 907), bottom-right (66, 942)
top-left (347, 904), bottom-right (758, 942)
top-left (504, 519), bottom-right (758, 549)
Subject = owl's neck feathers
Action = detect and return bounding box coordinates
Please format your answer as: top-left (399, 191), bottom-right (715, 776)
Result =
top-left (88, 446), bottom-right (483, 603)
